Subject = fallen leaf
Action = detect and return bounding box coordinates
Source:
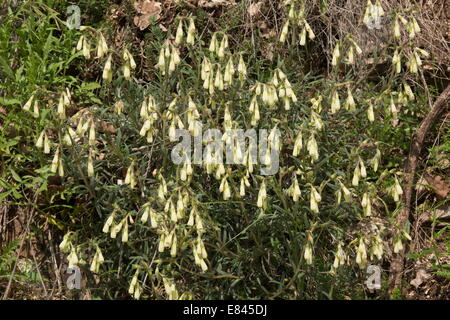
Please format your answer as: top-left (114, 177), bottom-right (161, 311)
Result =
top-left (418, 203), bottom-right (450, 222)
top-left (98, 120), bottom-right (117, 134)
top-left (416, 176), bottom-right (428, 197)
top-left (261, 43), bottom-right (274, 61)
top-left (133, 1), bottom-right (162, 30)
top-left (424, 173), bottom-right (450, 200)
top-left (435, 204), bottom-right (450, 219)
top-left (247, 2), bottom-right (263, 18)
top-left (198, 0), bottom-right (235, 8)
top-left (410, 269), bottom-right (431, 288)
top-left (261, 29), bottom-right (277, 39)
top-left (159, 23), bottom-right (168, 32)
top-left (96, 153), bottom-right (106, 160)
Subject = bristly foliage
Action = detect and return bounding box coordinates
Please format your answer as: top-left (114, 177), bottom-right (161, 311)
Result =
top-left (0, 0), bottom-right (448, 300)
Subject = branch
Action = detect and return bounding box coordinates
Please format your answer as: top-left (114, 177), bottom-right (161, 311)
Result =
top-left (389, 85), bottom-right (450, 293)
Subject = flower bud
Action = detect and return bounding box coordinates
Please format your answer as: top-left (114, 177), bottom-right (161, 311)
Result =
top-left (331, 90), bottom-right (341, 114)
top-left (352, 165), bottom-right (360, 186)
top-left (393, 237), bottom-right (403, 253)
top-left (407, 21), bottom-right (415, 39)
top-left (36, 130), bottom-right (45, 149)
top-left (121, 219), bottom-right (129, 243)
top-left (123, 62), bottom-right (131, 80)
top-left (293, 130), bottom-right (302, 156)
top-left (372, 235), bottom-right (383, 260)
top-left (356, 238), bottom-right (367, 268)
top-left (217, 36), bottom-right (226, 59)
top-left (289, 175), bottom-right (301, 201)
top-left (345, 46), bottom-right (354, 64)
top-left (408, 54), bottom-right (418, 73)
top-left (237, 54), bottom-right (247, 80)
top-left (59, 233), bottom-right (71, 253)
top-left (175, 19), bottom-right (184, 45)
top-left (288, 4), bottom-right (295, 19)
top-left (224, 58), bottom-right (234, 84)
top-left (340, 182), bottom-right (351, 202)
top-left (57, 95), bottom-right (65, 119)
top-left (76, 35), bottom-right (84, 51)
top-left (306, 134), bottom-right (319, 161)
top-left (88, 121), bottom-right (96, 146)
top-left (32, 101), bottom-right (40, 118)
top-left (43, 132), bottom-right (50, 154)
top-left (209, 33), bottom-right (217, 52)
top-left (87, 150), bottom-right (94, 177)
top-left (251, 101), bottom-right (260, 126)
top-left (359, 158), bottom-right (367, 178)
top-left (331, 43), bottom-right (340, 66)
top-left (393, 18), bottom-right (401, 38)
top-left (257, 179), bottom-right (267, 208)
top-left (333, 243), bottom-right (346, 268)
top-left (350, 39), bottom-right (362, 55)
top-left (304, 243), bottom-right (313, 265)
top-left (214, 66), bottom-right (224, 90)
top-left (58, 157), bottom-right (64, 177)
top-left (372, 149), bottom-right (381, 172)
top-left (361, 192), bottom-right (371, 216)
top-left (50, 148), bottom-right (60, 173)
top-left (299, 27), bottom-right (306, 46)
top-left (304, 232), bottom-right (314, 264)
top-left (412, 17), bottom-right (420, 33)
top-left (367, 102), bottom-right (375, 122)
top-left (404, 83), bottom-right (414, 101)
top-left (186, 18), bottom-right (196, 45)
top-left (23, 94), bottom-right (34, 111)
top-left (103, 211), bottom-right (115, 233)
top-left (170, 234), bottom-right (178, 257)
top-left (97, 33), bottom-right (108, 58)
top-left (390, 95), bottom-right (398, 121)
top-left (158, 48), bottom-right (166, 72)
top-left (123, 48), bottom-right (136, 70)
top-left (344, 88), bottom-right (356, 111)
top-left (304, 21), bottom-right (315, 39)
top-left (280, 21), bottom-right (289, 43)
top-left (67, 246), bottom-right (79, 268)
top-left (102, 55), bottom-right (113, 82)
top-left (82, 37), bottom-right (90, 59)
top-left (168, 56), bottom-right (176, 74)
top-left (124, 161), bottom-right (136, 189)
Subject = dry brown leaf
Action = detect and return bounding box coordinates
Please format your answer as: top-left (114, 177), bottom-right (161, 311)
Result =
top-left (419, 203), bottom-right (450, 222)
top-left (435, 204), bottom-right (450, 219)
top-left (261, 43), bottom-right (274, 61)
top-left (261, 29), bottom-right (277, 39)
top-left (98, 120), bottom-right (117, 134)
top-left (416, 176), bottom-right (428, 197)
top-left (391, 118), bottom-right (400, 127)
top-left (417, 173), bottom-right (450, 200)
top-left (410, 269), bottom-right (431, 288)
top-left (158, 23), bottom-right (168, 32)
top-left (247, 2), bottom-right (263, 18)
top-left (198, 0), bottom-right (235, 8)
top-left (424, 174), bottom-right (450, 200)
top-left (133, 1), bottom-right (162, 31)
